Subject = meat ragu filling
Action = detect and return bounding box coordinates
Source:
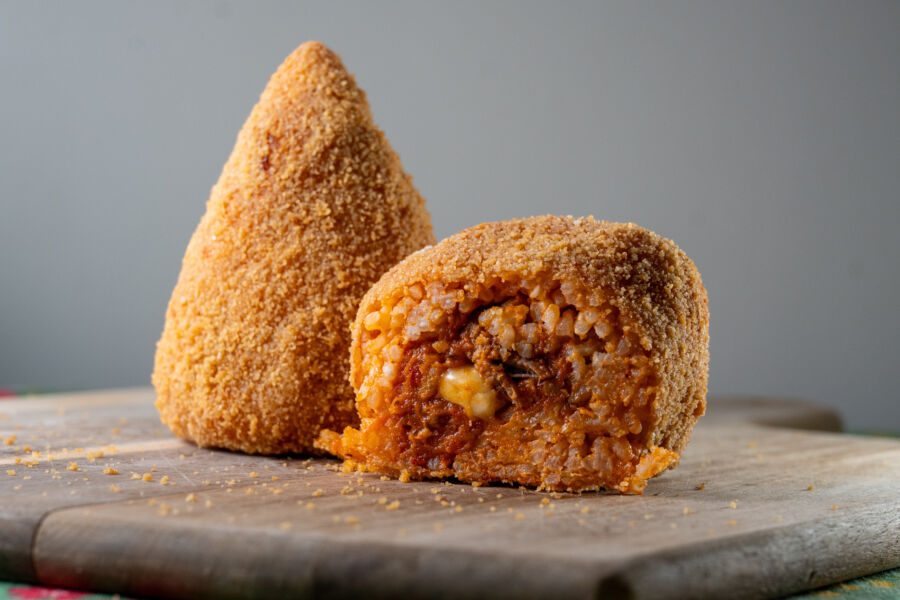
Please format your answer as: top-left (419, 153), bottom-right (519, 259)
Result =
top-left (328, 281), bottom-right (678, 493)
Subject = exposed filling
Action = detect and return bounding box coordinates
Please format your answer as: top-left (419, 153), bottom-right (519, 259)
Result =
top-left (439, 366), bottom-right (501, 420)
top-left (344, 280), bottom-right (673, 492)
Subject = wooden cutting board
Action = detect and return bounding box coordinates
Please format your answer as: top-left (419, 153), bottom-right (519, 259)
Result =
top-left (1, 388), bottom-right (898, 600)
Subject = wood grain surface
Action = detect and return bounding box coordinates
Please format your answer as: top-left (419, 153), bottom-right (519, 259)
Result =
top-left (1, 388), bottom-right (898, 600)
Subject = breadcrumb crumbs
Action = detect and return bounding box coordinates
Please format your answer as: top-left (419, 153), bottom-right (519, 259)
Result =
top-left (581, 507), bottom-right (590, 514)
top-left (345, 516), bottom-right (359, 525)
top-left (540, 498), bottom-right (550, 506)
top-left (5, 470), bottom-right (14, 476)
top-left (683, 508), bottom-right (692, 515)
top-left (205, 500), bottom-right (214, 508)
top-left (399, 470), bottom-right (411, 483)
top-left (515, 513), bottom-right (525, 520)
top-left (109, 484), bottom-right (121, 493)
top-left (696, 483), bottom-right (706, 490)
top-left (103, 467), bottom-right (119, 475)
top-left (807, 485), bottom-right (815, 491)
top-left (728, 519), bottom-right (737, 526)
top-left (142, 473), bottom-right (152, 482)
top-left (67, 462), bottom-right (79, 472)
top-left (729, 501), bottom-right (737, 509)
top-left (186, 493), bottom-right (197, 502)
top-left (249, 472), bottom-right (259, 478)
top-left (386, 500), bottom-right (401, 511)
top-left (160, 476), bottom-right (170, 485)
top-left (454, 505), bottom-right (462, 513)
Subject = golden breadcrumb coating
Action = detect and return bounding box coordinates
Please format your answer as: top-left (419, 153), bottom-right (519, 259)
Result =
top-left (318, 216), bottom-right (708, 492)
top-left (153, 41), bottom-right (435, 454)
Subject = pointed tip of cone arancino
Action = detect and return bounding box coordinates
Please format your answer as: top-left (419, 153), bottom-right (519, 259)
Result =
top-left (264, 40), bottom-right (363, 106)
top-left (285, 40), bottom-right (341, 69)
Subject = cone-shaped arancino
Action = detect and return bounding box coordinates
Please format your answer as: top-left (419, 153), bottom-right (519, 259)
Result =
top-left (152, 41), bottom-right (435, 454)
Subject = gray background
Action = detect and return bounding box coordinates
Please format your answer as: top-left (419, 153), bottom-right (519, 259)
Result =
top-left (1, 1), bottom-right (897, 430)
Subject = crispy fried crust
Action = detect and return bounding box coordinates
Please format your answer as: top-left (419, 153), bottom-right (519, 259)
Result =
top-left (152, 41), bottom-right (435, 454)
top-left (324, 216), bottom-right (708, 491)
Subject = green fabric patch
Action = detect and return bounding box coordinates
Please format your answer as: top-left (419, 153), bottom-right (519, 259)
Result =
top-left (790, 569), bottom-right (900, 599)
